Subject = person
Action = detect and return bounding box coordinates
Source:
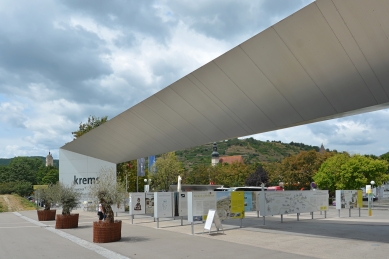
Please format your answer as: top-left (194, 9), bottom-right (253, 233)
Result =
top-left (98, 203), bottom-right (104, 220)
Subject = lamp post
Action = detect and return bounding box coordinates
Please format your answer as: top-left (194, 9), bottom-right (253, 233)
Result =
top-left (370, 180), bottom-right (375, 209)
top-left (144, 178), bottom-right (151, 192)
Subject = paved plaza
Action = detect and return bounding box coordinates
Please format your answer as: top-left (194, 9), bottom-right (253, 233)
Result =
top-left (1, 206), bottom-right (389, 259)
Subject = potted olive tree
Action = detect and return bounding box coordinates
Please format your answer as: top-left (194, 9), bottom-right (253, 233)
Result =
top-left (36, 185), bottom-right (57, 221)
top-left (88, 167), bottom-right (126, 243)
top-left (54, 182), bottom-right (82, 229)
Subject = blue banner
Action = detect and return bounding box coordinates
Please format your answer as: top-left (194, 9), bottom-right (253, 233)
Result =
top-left (137, 158), bottom-right (145, 176)
top-left (148, 155), bottom-right (156, 173)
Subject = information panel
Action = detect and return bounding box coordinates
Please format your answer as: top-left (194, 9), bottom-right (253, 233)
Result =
top-left (129, 192), bottom-right (145, 215)
top-left (230, 192), bottom-right (244, 218)
top-left (145, 192), bottom-right (154, 215)
top-left (188, 192), bottom-right (216, 222)
top-left (335, 190), bottom-right (362, 209)
top-left (260, 190), bottom-right (329, 216)
top-left (244, 191), bottom-right (258, 212)
top-left (154, 192), bottom-right (173, 218)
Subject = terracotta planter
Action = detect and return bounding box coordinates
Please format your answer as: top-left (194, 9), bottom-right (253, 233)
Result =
top-left (55, 214), bottom-right (79, 229)
top-left (37, 210), bottom-right (56, 221)
top-left (93, 220), bottom-right (122, 243)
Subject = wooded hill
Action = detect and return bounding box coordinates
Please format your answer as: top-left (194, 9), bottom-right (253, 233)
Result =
top-left (175, 138), bottom-right (325, 169)
top-left (0, 157), bottom-right (59, 168)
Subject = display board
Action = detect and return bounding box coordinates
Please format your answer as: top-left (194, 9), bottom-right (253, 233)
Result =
top-left (188, 192), bottom-right (216, 222)
top-left (178, 192), bottom-right (188, 217)
top-left (145, 192), bottom-right (154, 215)
top-left (244, 191), bottom-right (258, 212)
top-left (255, 192), bottom-right (261, 211)
top-left (335, 190), bottom-right (362, 209)
top-left (230, 192), bottom-right (245, 218)
top-left (154, 192), bottom-right (173, 218)
top-left (260, 190), bottom-right (329, 216)
top-left (215, 191), bottom-right (245, 220)
top-left (129, 192), bottom-right (145, 215)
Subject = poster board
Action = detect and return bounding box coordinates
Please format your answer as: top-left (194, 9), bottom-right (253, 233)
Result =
top-left (154, 192), bottom-right (173, 218)
top-left (230, 192), bottom-right (245, 218)
top-left (204, 209), bottom-right (223, 234)
top-left (260, 190), bottom-right (328, 216)
top-left (145, 192), bottom-right (154, 215)
top-left (244, 191), bottom-right (257, 211)
top-left (188, 192), bottom-right (216, 222)
top-left (129, 192), bottom-right (145, 215)
top-left (336, 190), bottom-right (362, 209)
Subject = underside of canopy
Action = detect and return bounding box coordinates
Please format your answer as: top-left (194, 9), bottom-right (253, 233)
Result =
top-left (61, 0), bottom-right (389, 164)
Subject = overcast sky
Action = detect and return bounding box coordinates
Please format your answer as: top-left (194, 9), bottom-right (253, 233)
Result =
top-left (1, 0), bottom-right (388, 160)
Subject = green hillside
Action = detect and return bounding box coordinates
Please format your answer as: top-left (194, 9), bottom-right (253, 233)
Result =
top-left (175, 138), bottom-right (322, 169)
top-left (0, 157), bottom-right (59, 168)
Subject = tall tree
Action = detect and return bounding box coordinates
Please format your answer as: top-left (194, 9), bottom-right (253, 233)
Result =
top-left (37, 165), bottom-right (59, 184)
top-left (152, 152), bottom-right (183, 191)
top-left (72, 115), bottom-right (108, 139)
top-left (264, 150), bottom-right (333, 190)
top-left (245, 163), bottom-right (268, 186)
top-left (182, 164), bottom-right (211, 185)
top-left (116, 160), bottom-right (144, 192)
top-left (7, 157), bottom-right (44, 184)
top-left (314, 154), bottom-right (389, 194)
top-left (214, 162), bottom-right (252, 187)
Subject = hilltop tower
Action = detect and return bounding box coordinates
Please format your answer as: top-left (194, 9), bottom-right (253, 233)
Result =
top-left (211, 142), bottom-right (219, 166)
top-left (46, 151), bottom-right (53, 167)
top-left (319, 144), bottom-right (326, 154)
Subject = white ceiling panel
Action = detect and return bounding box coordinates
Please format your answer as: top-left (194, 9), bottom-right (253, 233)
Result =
top-left (61, 0), bottom-right (389, 164)
top-left (316, 0), bottom-right (389, 104)
top-left (274, 3), bottom-right (377, 112)
top-left (170, 77), bottom-right (248, 139)
top-left (214, 46), bottom-right (302, 127)
top-left (333, 0), bottom-right (389, 98)
top-left (192, 62), bottom-right (276, 135)
top-left (141, 95), bottom-right (213, 145)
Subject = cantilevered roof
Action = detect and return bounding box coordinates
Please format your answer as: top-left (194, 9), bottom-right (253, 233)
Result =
top-left (61, 0), bottom-right (389, 164)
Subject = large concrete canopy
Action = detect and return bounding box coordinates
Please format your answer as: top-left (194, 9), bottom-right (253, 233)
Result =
top-left (61, 0), bottom-right (389, 164)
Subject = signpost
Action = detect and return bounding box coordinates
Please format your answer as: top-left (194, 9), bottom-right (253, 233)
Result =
top-left (203, 209), bottom-right (223, 234)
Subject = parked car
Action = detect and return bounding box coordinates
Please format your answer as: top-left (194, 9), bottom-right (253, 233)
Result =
top-left (363, 195), bottom-right (378, 201)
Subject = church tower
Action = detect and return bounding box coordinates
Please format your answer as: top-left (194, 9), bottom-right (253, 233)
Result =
top-left (319, 144), bottom-right (326, 154)
top-left (211, 142), bottom-right (219, 166)
top-left (46, 152), bottom-right (53, 167)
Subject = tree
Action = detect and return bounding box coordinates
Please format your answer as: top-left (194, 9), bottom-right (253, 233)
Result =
top-left (265, 150), bottom-right (333, 190)
top-left (37, 165), bottom-right (59, 184)
top-left (116, 160), bottom-right (143, 192)
top-left (7, 157), bottom-right (44, 184)
top-left (88, 167), bottom-right (126, 223)
top-left (152, 152), bottom-right (183, 191)
top-left (182, 164), bottom-right (211, 185)
top-left (313, 154), bottom-right (389, 195)
top-left (72, 115), bottom-right (108, 139)
top-left (213, 162), bottom-right (252, 187)
top-left (54, 182), bottom-right (82, 215)
top-left (245, 164), bottom-right (268, 186)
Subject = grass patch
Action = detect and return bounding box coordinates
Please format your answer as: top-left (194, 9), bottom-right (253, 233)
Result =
top-left (0, 199), bottom-right (8, 213)
top-left (12, 194), bottom-right (36, 210)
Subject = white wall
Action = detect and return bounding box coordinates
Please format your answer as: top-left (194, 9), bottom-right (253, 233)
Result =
top-left (59, 149), bottom-right (116, 201)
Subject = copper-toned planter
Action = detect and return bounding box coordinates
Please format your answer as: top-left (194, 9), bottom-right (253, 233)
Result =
top-left (93, 220), bottom-right (122, 243)
top-left (55, 214), bottom-right (79, 229)
top-left (37, 210), bottom-right (56, 221)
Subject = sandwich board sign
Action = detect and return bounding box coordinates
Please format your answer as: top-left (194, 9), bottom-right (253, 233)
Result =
top-left (203, 209), bottom-right (224, 234)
